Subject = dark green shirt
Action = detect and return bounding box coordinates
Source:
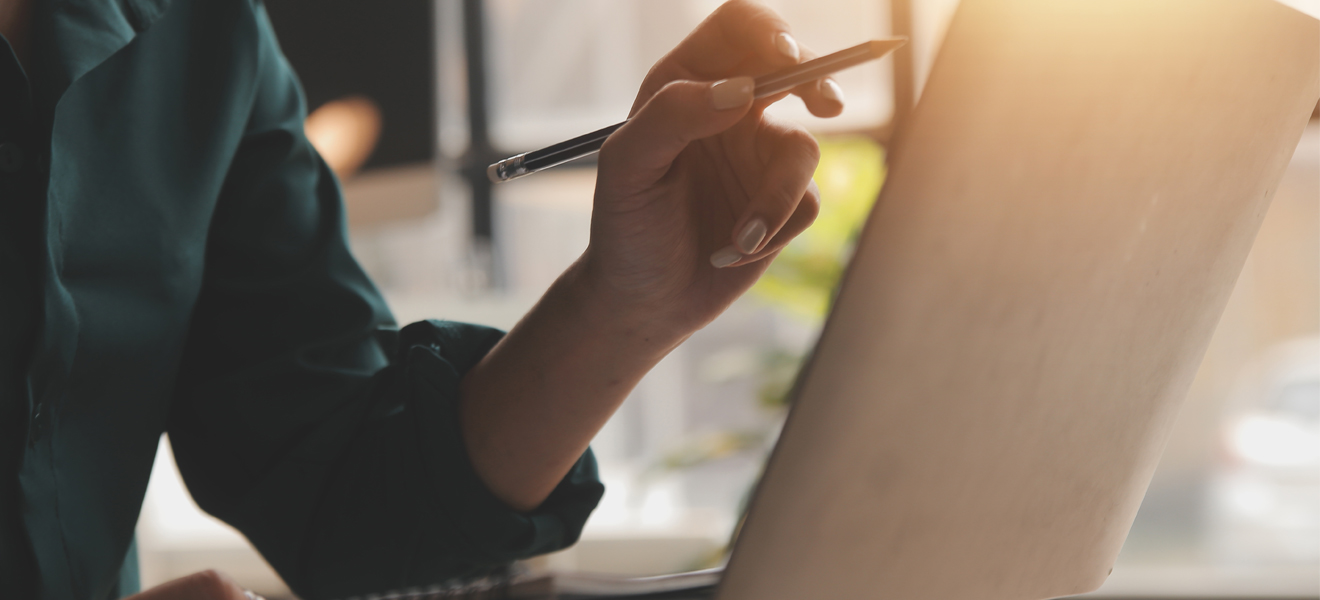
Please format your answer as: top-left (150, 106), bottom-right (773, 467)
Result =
top-left (0, 1), bottom-right (603, 599)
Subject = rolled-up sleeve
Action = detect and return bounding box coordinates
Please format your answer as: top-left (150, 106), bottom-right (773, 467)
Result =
top-left (166, 5), bottom-right (603, 599)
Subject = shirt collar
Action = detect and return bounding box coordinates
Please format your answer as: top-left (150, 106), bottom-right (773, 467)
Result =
top-left (31, 0), bottom-right (171, 110)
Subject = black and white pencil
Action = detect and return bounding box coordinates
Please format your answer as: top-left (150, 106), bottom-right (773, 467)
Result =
top-left (486, 39), bottom-right (907, 183)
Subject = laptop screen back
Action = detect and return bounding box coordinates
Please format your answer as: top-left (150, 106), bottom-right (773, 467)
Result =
top-left (718, 2), bottom-right (1318, 599)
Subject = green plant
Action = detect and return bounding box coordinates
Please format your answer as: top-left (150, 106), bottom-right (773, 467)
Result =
top-left (656, 136), bottom-right (887, 471)
top-left (750, 137), bottom-right (886, 323)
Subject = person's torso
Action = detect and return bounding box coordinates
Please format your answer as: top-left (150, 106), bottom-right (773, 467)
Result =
top-left (1, 1), bottom-right (268, 597)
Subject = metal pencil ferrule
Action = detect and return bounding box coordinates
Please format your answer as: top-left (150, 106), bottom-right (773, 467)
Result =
top-left (487, 154), bottom-right (529, 183)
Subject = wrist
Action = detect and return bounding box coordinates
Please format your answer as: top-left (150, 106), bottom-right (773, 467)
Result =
top-left (458, 251), bottom-right (690, 512)
top-left (559, 252), bottom-right (692, 358)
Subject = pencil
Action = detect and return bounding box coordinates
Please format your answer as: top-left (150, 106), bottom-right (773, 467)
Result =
top-left (487, 38), bottom-right (907, 183)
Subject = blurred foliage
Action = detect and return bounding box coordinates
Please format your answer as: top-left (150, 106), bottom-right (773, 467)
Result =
top-left (748, 136), bottom-right (887, 410)
top-left (657, 136), bottom-right (887, 567)
top-left (750, 136), bottom-right (887, 324)
top-left (655, 136), bottom-right (887, 476)
top-left (753, 347), bottom-right (805, 411)
top-left (649, 430), bottom-right (769, 473)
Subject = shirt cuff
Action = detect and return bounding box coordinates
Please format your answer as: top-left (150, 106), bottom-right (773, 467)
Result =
top-left (397, 320), bottom-right (605, 564)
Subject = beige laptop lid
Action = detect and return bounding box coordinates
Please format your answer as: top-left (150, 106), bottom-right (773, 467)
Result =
top-left (717, 1), bottom-right (1318, 599)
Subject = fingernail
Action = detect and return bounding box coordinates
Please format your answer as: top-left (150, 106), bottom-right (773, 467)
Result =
top-left (775, 32), bottom-right (800, 62)
top-left (820, 78), bottom-right (845, 106)
top-left (710, 245), bottom-right (743, 268)
top-left (711, 76), bottom-right (755, 111)
top-left (736, 219), bottom-right (767, 254)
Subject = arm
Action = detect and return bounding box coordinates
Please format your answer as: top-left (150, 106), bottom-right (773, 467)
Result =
top-left (125, 571), bottom-right (249, 600)
top-left (168, 4), bottom-right (600, 598)
top-left (172, 1), bottom-right (834, 596)
top-left (460, 0), bottom-right (837, 512)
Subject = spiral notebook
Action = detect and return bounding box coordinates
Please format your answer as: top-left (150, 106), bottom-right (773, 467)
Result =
top-left (336, 567), bottom-right (720, 600)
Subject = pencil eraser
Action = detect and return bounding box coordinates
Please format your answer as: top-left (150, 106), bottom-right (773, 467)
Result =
top-left (486, 162), bottom-right (502, 183)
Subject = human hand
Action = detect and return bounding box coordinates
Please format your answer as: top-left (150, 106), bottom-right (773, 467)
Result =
top-left (124, 570), bottom-right (256, 600)
top-left (581, 0), bottom-right (838, 340)
top-left (459, 0), bottom-right (843, 513)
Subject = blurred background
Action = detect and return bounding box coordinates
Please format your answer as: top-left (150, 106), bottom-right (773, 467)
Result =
top-left (134, 0), bottom-right (1319, 597)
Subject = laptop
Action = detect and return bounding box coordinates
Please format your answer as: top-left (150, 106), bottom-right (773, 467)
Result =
top-left (718, 0), bottom-right (1316, 597)
top-left (349, 0), bottom-right (1318, 598)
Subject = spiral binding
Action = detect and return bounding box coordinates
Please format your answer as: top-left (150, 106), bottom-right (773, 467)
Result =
top-left (338, 565), bottom-right (522, 600)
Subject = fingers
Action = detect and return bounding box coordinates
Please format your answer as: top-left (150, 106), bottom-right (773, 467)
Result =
top-left (670, 0), bottom-right (800, 76)
top-left (125, 570), bottom-right (250, 600)
top-left (811, 78), bottom-right (846, 117)
top-left (636, 1), bottom-right (847, 120)
top-left (710, 123), bottom-right (821, 267)
top-left (777, 76), bottom-right (844, 119)
top-left (758, 179), bottom-right (822, 258)
top-left (758, 44), bottom-right (844, 119)
top-left (713, 180), bottom-right (821, 268)
top-left (787, 46), bottom-right (846, 118)
top-left (635, 0), bottom-right (800, 113)
top-left (602, 78), bottom-right (755, 186)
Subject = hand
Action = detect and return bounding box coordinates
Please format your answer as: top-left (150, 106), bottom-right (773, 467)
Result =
top-left (125, 570), bottom-right (255, 600)
top-left (459, 0), bottom-right (844, 512)
top-left (583, 0), bottom-right (835, 339)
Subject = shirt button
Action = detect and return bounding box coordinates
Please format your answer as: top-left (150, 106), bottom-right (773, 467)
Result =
top-left (0, 142), bottom-right (24, 173)
top-left (28, 403), bottom-right (48, 448)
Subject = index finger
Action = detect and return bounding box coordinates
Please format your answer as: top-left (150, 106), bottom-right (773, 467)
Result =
top-left (671, 1), bottom-right (799, 75)
top-left (635, 1), bottom-right (800, 111)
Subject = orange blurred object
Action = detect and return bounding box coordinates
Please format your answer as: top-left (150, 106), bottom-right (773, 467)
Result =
top-left (304, 95), bottom-right (382, 179)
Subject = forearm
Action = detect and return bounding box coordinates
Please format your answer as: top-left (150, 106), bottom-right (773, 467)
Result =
top-left (458, 256), bottom-right (686, 512)
top-left (458, 0), bottom-right (828, 515)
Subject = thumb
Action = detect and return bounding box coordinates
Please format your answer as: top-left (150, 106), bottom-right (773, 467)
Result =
top-left (599, 77), bottom-right (754, 185)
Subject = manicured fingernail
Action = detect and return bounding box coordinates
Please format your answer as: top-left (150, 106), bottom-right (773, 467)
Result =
top-left (710, 245), bottom-right (743, 268)
top-left (711, 76), bottom-right (755, 111)
top-left (775, 32), bottom-right (800, 62)
top-left (736, 219), bottom-right (767, 254)
top-left (820, 78), bottom-right (844, 106)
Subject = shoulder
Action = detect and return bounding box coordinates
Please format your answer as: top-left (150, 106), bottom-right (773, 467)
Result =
top-left (118, 0), bottom-right (303, 131)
